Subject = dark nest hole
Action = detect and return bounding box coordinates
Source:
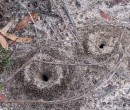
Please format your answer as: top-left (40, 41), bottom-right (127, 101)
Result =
top-left (42, 74), bottom-right (49, 82)
top-left (41, 71), bottom-right (52, 82)
top-left (99, 43), bottom-right (106, 49)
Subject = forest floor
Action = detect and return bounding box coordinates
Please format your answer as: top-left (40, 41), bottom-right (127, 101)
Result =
top-left (0, 0), bottom-right (130, 110)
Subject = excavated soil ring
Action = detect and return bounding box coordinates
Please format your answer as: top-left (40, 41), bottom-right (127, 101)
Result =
top-left (22, 51), bottom-right (110, 101)
top-left (82, 25), bottom-right (124, 62)
top-left (24, 57), bottom-right (64, 90)
top-left (22, 52), bottom-right (70, 100)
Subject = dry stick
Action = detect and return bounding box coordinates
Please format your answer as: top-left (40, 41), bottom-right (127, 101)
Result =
top-left (37, 10), bottom-right (61, 19)
top-left (37, 59), bottom-right (103, 67)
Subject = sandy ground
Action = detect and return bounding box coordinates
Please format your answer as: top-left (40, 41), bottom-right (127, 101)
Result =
top-left (0, 0), bottom-right (130, 110)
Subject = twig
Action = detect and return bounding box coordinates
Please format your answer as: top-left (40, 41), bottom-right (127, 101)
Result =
top-left (61, 0), bottom-right (74, 26)
top-left (37, 10), bottom-right (62, 19)
top-left (36, 60), bottom-right (102, 67)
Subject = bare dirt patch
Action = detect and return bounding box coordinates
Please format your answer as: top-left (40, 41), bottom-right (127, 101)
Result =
top-left (0, 0), bottom-right (130, 110)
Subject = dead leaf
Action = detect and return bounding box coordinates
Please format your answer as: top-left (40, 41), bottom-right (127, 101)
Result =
top-left (14, 12), bottom-right (39, 32)
top-left (0, 16), bottom-right (33, 50)
top-left (0, 19), bottom-right (32, 43)
top-left (1, 19), bottom-right (14, 35)
top-left (5, 33), bottom-right (32, 43)
top-left (99, 9), bottom-right (111, 20)
top-left (0, 34), bottom-right (8, 50)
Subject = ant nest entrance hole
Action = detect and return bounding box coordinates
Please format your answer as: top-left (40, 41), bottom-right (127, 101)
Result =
top-left (24, 61), bottom-right (64, 89)
top-left (41, 71), bottom-right (52, 82)
top-left (99, 43), bottom-right (106, 49)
